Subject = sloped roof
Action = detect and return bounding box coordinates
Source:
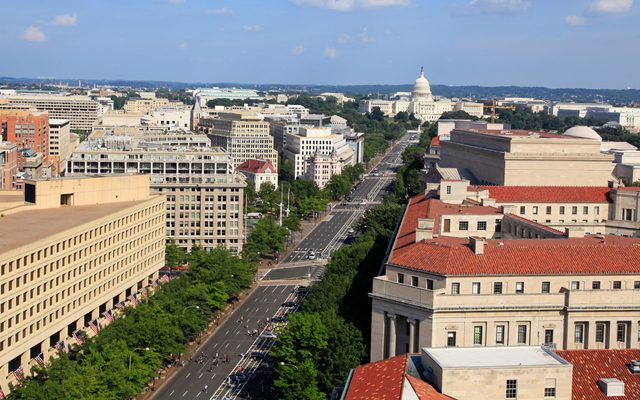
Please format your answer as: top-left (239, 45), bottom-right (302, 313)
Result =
top-left (236, 159), bottom-right (275, 174)
top-left (557, 349), bottom-right (640, 400)
top-left (471, 185), bottom-right (612, 203)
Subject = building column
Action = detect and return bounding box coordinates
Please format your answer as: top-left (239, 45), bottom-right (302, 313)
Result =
top-left (631, 321), bottom-right (639, 349)
top-left (408, 319), bottom-right (417, 353)
top-left (608, 321), bottom-right (617, 349)
top-left (388, 313), bottom-right (397, 358)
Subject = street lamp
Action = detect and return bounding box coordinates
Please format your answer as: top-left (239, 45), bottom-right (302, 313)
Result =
top-left (129, 347), bottom-right (150, 370)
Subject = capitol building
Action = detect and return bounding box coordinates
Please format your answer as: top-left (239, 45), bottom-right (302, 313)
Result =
top-left (358, 68), bottom-right (484, 121)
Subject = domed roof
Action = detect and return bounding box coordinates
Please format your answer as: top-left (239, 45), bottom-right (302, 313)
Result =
top-left (412, 67), bottom-right (432, 99)
top-left (563, 126), bottom-right (602, 142)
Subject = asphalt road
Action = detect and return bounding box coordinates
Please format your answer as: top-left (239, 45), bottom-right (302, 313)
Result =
top-left (151, 285), bottom-right (298, 400)
top-left (262, 265), bottom-right (324, 281)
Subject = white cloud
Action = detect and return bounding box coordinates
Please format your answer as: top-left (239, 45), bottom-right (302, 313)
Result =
top-left (337, 27), bottom-right (374, 44)
top-left (21, 25), bottom-right (47, 42)
top-left (206, 7), bottom-right (234, 15)
top-left (292, 44), bottom-right (305, 55)
top-left (565, 15), bottom-right (588, 25)
top-left (243, 25), bottom-right (263, 32)
top-left (464, 0), bottom-right (532, 14)
top-left (51, 13), bottom-right (78, 26)
top-left (291, 0), bottom-right (410, 12)
top-left (589, 0), bottom-right (633, 13)
top-left (178, 42), bottom-right (189, 49)
top-left (323, 47), bottom-right (337, 58)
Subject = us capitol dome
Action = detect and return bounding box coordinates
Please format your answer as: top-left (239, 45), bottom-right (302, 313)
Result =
top-left (411, 66), bottom-right (433, 101)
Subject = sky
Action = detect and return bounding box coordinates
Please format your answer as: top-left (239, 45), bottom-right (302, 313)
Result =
top-left (0, 0), bottom-right (638, 88)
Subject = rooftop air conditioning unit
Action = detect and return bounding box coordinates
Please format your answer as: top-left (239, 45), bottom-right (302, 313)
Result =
top-left (629, 360), bottom-right (640, 374)
top-left (598, 378), bottom-right (624, 397)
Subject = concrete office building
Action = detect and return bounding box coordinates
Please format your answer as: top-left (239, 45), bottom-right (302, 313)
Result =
top-left (1, 94), bottom-right (100, 132)
top-left (66, 132), bottom-right (246, 254)
top-left (438, 127), bottom-right (614, 187)
top-left (193, 88), bottom-right (261, 105)
top-left (48, 119), bottom-right (79, 174)
top-left (123, 97), bottom-right (181, 113)
top-left (0, 175), bottom-right (165, 392)
top-left (283, 126), bottom-right (355, 179)
top-left (369, 190), bottom-right (640, 362)
top-left (0, 141), bottom-right (18, 190)
top-left (141, 107), bottom-right (192, 131)
top-left (201, 112), bottom-right (278, 170)
top-left (305, 150), bottom-right (343, 189)
top-left (266, 117), bottom-right (299, 153)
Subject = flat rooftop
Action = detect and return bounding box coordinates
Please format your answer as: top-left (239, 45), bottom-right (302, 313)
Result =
top-left (0, 200), bottom-right (150, 254)
top-left (423, 346), bottom-right (568, 369)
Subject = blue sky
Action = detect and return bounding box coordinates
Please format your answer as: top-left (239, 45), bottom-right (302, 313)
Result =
top-left (0, 0), bottom-right (637, 88)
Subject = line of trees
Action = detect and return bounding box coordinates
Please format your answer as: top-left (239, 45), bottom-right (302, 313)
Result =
top-left (8, 247), bottom-right (255, 400)
top-left (270, 199), bottom-right (402, 399)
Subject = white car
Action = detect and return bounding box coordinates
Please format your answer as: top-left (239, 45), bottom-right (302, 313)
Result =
top-left (260, 332), bottom-right (278, 339)
top-left (347, 228), bottom-right (355, 234)
top-left (307, 250), bottom-right (316, 260)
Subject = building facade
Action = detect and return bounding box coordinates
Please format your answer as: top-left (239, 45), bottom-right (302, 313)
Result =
top-left (48, 119), bottom-right (78, 174)
top-left (0, 110), bottom-right (50, 165)
top-left (0, 141), bottom-right (18, 190)
top-left (1, 94), bottom-right (100, 132)
top-left (305, 150), bottom-right (343, 189)
top-left (0, 175), bottom-right (165, 393)
top-left (236, 159), bottom-right (278, 191)
top-left (66, 133), bottom-right (245, 253)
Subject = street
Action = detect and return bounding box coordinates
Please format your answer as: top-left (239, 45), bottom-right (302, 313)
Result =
top-left (150, 133), bottom-right (413, 399)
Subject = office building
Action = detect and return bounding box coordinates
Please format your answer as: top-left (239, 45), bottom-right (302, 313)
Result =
top-left (266, 117), bottom-right (299, 153)
top-left (141, 107), bottom-right (192, 131)
top-left (1, 94), bottom-right (100, 132)
top-left (0, 110), bottom-right (50, 164)
top-left (305, 150), bottom-right (343, 189)
top-left (123, 97), bottom-right (181, 113)
top-left (0, 141), bottom-right (18, 190)
top-left (283, 126), bottom-right (355, 179)
top-left (438, 127), bottom-right (614, 186)
top-left (48, 119), bottom-right (79, 174)
top-left (193, 88), bottom-right (261, 105)
top-left (66, 132), bottom-right (246, 254)
top-left (201, 112), bottom-right (278, 170)
top-left (0, 175), bottom-right (165, 393)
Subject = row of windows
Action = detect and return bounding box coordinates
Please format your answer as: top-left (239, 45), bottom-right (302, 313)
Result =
top-left (520, 205), bottom-right (601, 216)
top-left (449, 280), bottom-right (640, 295)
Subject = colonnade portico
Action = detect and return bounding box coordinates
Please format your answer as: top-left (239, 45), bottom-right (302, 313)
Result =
top-left (385, 312), bottom-right (420, 359)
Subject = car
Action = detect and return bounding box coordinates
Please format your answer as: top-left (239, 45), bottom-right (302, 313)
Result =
top-left (283, 301), bottom-right (297, 307)
top-left (307, 250), bottom-right (316, 260)
top-left (359, 200), bottom-right (367, 205)
top-left (296, 285), bottom-right (309, 294)
top-left (250, 351), bottom-right (266, 359)
top-left (260, 332), bottom-right (278, 339)
top-left (271, 315), bottom-right (288, 323)
top-left (347, 228), bottom-right (355, 234)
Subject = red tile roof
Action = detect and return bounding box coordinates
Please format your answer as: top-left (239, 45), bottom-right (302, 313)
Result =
top-left (344, 355), bottom-right (453, 400)
top-left (344, 355), bottom-right (407, 400)
top-left (617, 186), bottom-right (640, 193)
top-left (471, 186), bottom-right (612, 203)
top-left (393, 195), bottom-right (501, 250)
top-left (557, 349), bottom-right (640, 400)
top-left (430, 136), bottom-right (441, 147)
top-left (236, 159), bottom-right (275, 174)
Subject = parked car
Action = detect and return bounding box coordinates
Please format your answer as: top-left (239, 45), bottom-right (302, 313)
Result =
top-left (260, 332), bottom-right (278, 339)
top-left (283, 301), bottom-right (297, 307)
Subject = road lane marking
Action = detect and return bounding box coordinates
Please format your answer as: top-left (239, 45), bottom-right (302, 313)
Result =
top-left (196, 391), bottom-right (201, 397)
top-left (169, 390), bottom-right (175, 396)
top-left (182, 390), bottom-right (188, 397)
top-left (199, 373), bottom-right (203, 379)
top-left (185, 372), bottom-right (191, 378)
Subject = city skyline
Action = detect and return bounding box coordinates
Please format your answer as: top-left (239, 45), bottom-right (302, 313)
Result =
top-left (0, 0), bottom-right (638, 89)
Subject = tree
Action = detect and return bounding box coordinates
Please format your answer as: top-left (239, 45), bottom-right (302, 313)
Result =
top-left (439, 110), bottom-right (478, 120)
top-left (283, 214), bottom-right (301, 232)
top-left (244, 217), bottom-right (288, 260)
top-left (369, 107), bottom-right (385, 122)
top-left (165, 241), bottom-right (186, 267)
top-left (258, 181), bottom-right (279, 214)
top-left (393, 111), bottom-right (410, 123)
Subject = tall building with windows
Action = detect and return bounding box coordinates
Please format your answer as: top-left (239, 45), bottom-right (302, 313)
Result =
top-left (66, 132), bottom-right (246, 253)
top-left (0, 110), bottom-right (50, 165)
top-left (200, 112), bottom-right (278, 170)
top-left (369, 189), bottom-right (640, 362)
top-left (1, 94), bottom-right (100, 132)
top-left (0, 175), bottom-right (165, 393)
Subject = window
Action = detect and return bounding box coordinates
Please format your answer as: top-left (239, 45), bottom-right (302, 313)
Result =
top-left (473, 326), bottom-right (483, 345)
top-left (595, 206), bottom-right (600, 215)
top-left (532, 206), bottom-right (538, 215)
top-left (397, 273), bottom-right (404, 284)
top-left (472, 282), bottom-right (481, 294)
top-left (572, 206), bottom-right (578, 215)
top-left (459, 221), bottom-right (469, 231)
top-left (519, 206), bottom-right (525, 215)
top-left (559, 206), bottom-right (565, 215)
top-left (515, 282), bottom-right (524, 294)
top-left (426, 279), bottom-right (434, 290)
top-left (583, 206), bottom-right (589, 214)
top-left (575, 324), bottom-right (584, 343)
top-left (446, 185), bottom-right (451, 195)
top-left (546, 206), bottom-right (552, 215)
top-left (447, 331), bottom-right (456, 347)
top-left (496, 325), bottom-right (505, 345)
top-left (570, 281), bottom-right (580, 290)
top-left (506, 379), bottom-right (517, 399)
top-left (592, 281), bottom-right (601, 289)
top-left (617, 323), bottom-right (627, 343)
top-left (451, 283), bottom-right (460, 295)
top-left (623, 208), bottom-right (633, 221)
top-left (517, 325), bottom-right (527, 344)
top-left (635, 281), bottom-right (640, 289)
top-left (477, 221), bottom-right (487, 231)
top-left (544, 387), bottom-right (556, 398)
top-left (545, 329), bottom-right (554, 345)
top-left (411, 276), bottom-right (419, 287)
top-left (542, 282), bottom-right (550, 293)
top-left (493, 282), bottom-right (503, 294)
top-left (613, 281), bottom-right (622, 289)
top-left (596, 323), bottom-right (606, 343)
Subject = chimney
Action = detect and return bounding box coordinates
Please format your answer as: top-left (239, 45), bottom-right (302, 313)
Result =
top-left (415, 218), bottom-right (434, 243)
top-left (469, 236), bottom-right (485, 255)
top-left (565, 227), bottom-right (585, 238)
